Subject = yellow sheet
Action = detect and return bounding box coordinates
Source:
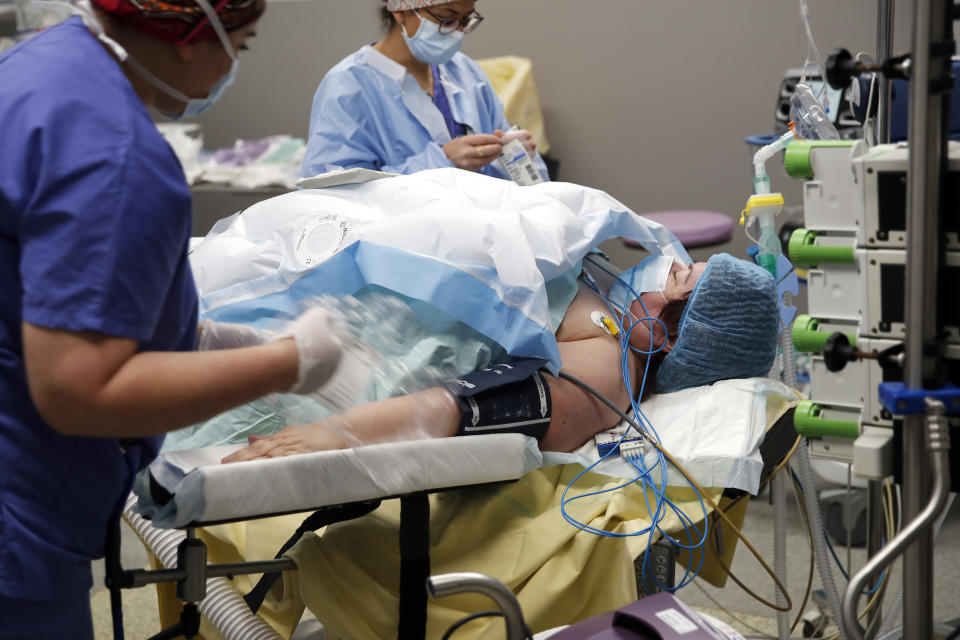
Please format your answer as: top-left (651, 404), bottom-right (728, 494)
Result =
top-left (476, 56), bottom-right (551, 155)
top-left (288, 466), bottom-right (723, 640)
top-left (285, 388), bottom-right (797, 639)
top-left (149, 389), bottom-right (797, 640)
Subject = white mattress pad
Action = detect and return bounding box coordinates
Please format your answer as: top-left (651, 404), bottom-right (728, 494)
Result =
top-left (134, 433), bottom-right (542, 528)
top-left (134, 378), bottom-right (797, 529)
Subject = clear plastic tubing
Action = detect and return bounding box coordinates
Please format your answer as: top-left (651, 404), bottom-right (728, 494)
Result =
top-left (794, 444), bottom-right (845, 634)
top-left (752, 130), bottom-right (796, 196)
top-left (773, 471), bottom-right (790, 639)
top-left (122, 495), bottom-right (284, 640)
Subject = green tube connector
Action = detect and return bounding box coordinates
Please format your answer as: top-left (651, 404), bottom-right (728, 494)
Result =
top-left (783, 140), bottom-right (858, 180)
top-left (792, 314), bottom-right (857, 352)
top-left (788, 228), bottom-right (855, 268)
top-left (794, 400), bottom-right (859, 439)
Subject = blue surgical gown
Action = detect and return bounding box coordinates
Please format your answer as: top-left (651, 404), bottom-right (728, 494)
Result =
top-left (0, 16), bottom-right (197, 612)
top-left (300, 45), bottom-right (549, 181)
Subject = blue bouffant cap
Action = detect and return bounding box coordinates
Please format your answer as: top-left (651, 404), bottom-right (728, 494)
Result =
top-left (655, 253), bottom-right (779, 393)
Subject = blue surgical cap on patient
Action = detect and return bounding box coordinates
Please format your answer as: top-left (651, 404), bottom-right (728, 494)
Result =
top-left (655, 253), bottom-right (779, 394)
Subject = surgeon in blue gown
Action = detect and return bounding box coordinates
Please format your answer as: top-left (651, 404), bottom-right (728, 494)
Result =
top-left (0, 0), bottom-right (347, 636)
top-left (300, 0), bottom-right (549, 181)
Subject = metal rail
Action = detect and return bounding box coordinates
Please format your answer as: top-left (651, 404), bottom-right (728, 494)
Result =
top-left (901, 0), bottom-right (951, 635)
top-left (428, 572), bottom-right (527, 640)
top-left (841, 400), bottom-right (951, 640)
top-left (875, 0), bottom-right (895, 143)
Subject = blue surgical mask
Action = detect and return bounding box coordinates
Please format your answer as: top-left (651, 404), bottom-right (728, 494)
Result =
top-left (607, 255), bottom-right (676, 312)
top-left (160, 12), bottom-right (239, 121)
top-left (71, 0), bottom-right (239, 120)
top-left (176, 57), bottom-right (238, 119)
top-left (401, 11), bottom-right (464, 64)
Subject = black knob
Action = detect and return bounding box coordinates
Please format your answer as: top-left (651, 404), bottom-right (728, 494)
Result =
top-left (825, 48), bottom-right (860, 90)
top-left (823, 332), bottom-right (857, 372)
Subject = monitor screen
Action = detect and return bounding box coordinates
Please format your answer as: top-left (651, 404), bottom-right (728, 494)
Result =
top-left (803, 80), bottom-right (844, 123)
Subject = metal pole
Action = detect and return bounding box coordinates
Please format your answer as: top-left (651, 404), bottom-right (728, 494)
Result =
top-left (205, 558), bottom-right (297, 578)
top-left (902, 0), bottom-right (947, 635)
top-left (864, 479), bottom-right (885, 632)
top-left (876, 0), bottom-right (895, 143)
top-left (856, 10), bottom-right (897, 633)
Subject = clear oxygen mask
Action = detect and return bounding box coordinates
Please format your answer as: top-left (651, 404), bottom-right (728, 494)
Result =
top-left (789, 83), bottom-right (840, 141)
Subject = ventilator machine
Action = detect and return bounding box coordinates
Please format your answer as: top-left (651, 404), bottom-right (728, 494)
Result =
top-left (743, 0), bottom-right (960, 638)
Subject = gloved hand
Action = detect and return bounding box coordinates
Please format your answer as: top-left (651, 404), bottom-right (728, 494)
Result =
top-left (443, 133), bottom-right (503, 172)
top-left (281, 308), bottom-right (380, 412)
top-left (196, 319), bottom-right (273, 351)
top-left (495, 128), bottom-right (537, 155)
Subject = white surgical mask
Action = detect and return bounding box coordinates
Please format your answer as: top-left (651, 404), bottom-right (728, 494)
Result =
top-left (607, 255), bottom-right (676, 312)
top-left (59, 0), bottom-right (238, 120)
top-left (401, 11), bottom-right (463, 64)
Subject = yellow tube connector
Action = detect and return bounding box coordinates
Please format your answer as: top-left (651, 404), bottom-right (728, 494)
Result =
top-left (740, 193), bottom-right (786, 226)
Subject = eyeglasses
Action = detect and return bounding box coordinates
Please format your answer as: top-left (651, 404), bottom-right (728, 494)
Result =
top-left (418, 7), bottom-right (484, 35)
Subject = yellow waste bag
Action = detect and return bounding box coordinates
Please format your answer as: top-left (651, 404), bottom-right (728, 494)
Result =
top-left (477, 55), bottom-right (550, 155)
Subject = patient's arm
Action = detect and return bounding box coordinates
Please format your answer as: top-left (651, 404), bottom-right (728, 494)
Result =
top-left (223, 285), bottom-right (637, 462)
top-left (222, 387), bottom-right (461, 462)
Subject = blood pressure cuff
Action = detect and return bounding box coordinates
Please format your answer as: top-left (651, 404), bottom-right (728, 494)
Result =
top-left (444, 359), bottom-right (552, 441)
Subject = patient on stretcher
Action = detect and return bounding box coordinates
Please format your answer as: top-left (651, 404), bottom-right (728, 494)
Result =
top-left (223, 252), bottom-right (779, 462)
top-left (135, 172), bottom-right (790, 640)
top-left (164, 169), bottom-right (780, 460)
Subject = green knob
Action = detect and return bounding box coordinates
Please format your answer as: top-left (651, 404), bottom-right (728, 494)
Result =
top-left (793, 315), bottom-right (821, 352)
top-left (788, 228), bottom-right (855, 267)
top-left (792, 314), bottom-right (857, 352)
top-left (794, 400), bottom-right (859, 438)
top-left (784, 140), bottom-right (858, 180)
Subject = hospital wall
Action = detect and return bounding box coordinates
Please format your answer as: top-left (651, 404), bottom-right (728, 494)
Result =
top-left (191, 0), bottom-right (915, 267)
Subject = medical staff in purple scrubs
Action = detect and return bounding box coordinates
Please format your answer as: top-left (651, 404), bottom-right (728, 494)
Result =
top-left (0, 0), bottom-right (342, 636)
top-left (300, 0), bottom-right (549, 181)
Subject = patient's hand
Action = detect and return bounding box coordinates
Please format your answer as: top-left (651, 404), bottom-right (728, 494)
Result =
top-left (222, 387), bottom-right (461, 463)
top-left (221, 422), bottom-right (349, 463)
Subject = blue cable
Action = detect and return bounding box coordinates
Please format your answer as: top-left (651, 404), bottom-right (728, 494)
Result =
top-left (627, 451), bottom-right (707, 591)
top-left (788, 467), bottom-right (887, 594)
top-left (560, 272), bottom-right (665, 536)
top-left (558, 259), bottom-right (709, 591)
top-left (820, 521), bottom-right (887, 595)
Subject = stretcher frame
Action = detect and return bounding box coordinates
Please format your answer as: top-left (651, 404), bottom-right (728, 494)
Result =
top-left (108, 434), bottom-right (537, 640)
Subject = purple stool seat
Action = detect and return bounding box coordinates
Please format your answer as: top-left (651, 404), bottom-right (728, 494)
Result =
top-left (624, 210), bottom-right (734, 248)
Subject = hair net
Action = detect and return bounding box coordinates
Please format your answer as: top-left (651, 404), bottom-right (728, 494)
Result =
top-left (91, 0), bottom-right (265, 43)
top-left (386, 0), bottom-right (462, 10)
top-left (655, 253), bottom-right (779, 394)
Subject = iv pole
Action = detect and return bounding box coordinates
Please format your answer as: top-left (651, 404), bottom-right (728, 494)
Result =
top-left (900, 0), bottom-right (950, 634)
